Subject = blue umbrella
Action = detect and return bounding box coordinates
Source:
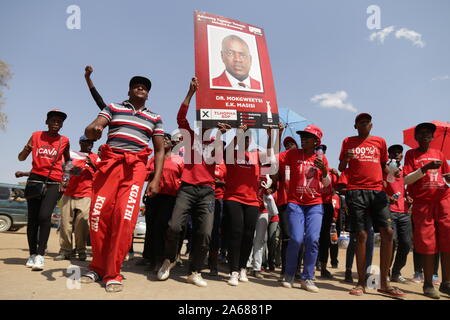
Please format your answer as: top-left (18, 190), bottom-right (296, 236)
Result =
top-left (278, 107), bottom-right (312, 150)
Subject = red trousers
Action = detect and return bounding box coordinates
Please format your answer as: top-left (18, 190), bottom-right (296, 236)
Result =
top-left (412, 194), bottom-right (450, 255)
top-left (88, 145), bottom-right (151, 283)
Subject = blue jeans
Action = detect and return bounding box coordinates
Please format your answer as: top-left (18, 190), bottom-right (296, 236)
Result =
top-left (285, 203), bottom-right (324, 280)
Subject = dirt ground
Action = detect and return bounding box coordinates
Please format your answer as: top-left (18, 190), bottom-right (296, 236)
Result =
top-left (0, 228), bottom-right (448, 301)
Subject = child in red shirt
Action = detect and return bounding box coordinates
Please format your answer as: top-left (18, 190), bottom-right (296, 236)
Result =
top-left (403, 122), bottom-right (450, 298)
top-left (383, 144), bottom-right (412, 284)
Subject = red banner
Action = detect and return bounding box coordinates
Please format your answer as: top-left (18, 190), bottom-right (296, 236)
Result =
top-left (194, 11), bottom-right (279, 129)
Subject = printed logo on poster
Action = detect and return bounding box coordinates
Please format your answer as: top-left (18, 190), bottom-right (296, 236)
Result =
top-left (200, 109), bottom-right (238, 121)
top-left (248, 26), bottom-right (262, 36)
top-left (194, 11), bottom-right (279, 129)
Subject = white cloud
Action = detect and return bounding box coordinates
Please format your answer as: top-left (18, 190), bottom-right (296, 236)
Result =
top-left (395, 28), bottom-right (426, 48)
top-left (431, 75), bottom-right (449, 81)
top-left (310, 91), bottom-right (357, 113)
top-left (369, 26), bottom-right (395, 44)
top-left (369, 26), bottom-right (425, 48)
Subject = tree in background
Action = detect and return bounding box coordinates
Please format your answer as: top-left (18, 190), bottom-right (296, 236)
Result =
top-left (0, 61), bottom-right (12, 131)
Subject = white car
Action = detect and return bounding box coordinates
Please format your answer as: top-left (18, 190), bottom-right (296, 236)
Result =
top-left (133, 215), bottom-right (146, 239)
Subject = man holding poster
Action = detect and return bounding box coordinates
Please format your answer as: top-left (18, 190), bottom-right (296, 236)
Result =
top-left (194, 11), bottom-right (279, 129)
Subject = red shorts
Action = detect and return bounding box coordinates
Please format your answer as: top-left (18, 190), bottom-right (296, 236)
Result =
top-left (411, 195), bottom-right (450, 254)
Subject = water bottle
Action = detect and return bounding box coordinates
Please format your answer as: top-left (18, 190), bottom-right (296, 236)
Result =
top-left (386, 159), bottom-right (399, 183)
top-left (330, 223), bottom-right (338, 245)
top-left (62, 162), bottom-right (73, 183)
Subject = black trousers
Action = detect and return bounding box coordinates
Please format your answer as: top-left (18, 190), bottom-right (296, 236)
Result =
top-left (390, 211), bottom-right (412, 276)
top-left (224, 200), bottom-right (259, 273)
top-left (210, 199), bottom-right (223, 251)
top-left (26, 173), bottom-right (61, 256)
top-left (318, 203), bottom-right (335, 265)
top-left (164, 183), bottom-right (215, 273)
top-left (143, 194), bottom-right (176, 266)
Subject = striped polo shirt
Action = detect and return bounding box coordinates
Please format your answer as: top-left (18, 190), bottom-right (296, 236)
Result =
top-left (99, 101), bottom-right (164, 153)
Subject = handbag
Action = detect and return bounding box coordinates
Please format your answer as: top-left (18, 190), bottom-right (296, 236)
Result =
top-left (24, 136), bottom-right (62, 200)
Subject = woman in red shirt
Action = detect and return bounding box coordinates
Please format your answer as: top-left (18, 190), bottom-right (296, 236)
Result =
top-left (18, 110), bottom-right (70, 271)
top-left (222, 125), bottom-right (276, 286)
top-left (142, 133), bottom-right (184, 273)
top-left (278, 125), bottom-right (330, 293)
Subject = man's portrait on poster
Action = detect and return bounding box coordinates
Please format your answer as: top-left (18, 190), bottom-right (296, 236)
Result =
top-left (208, 25), bottom-right (263, 93)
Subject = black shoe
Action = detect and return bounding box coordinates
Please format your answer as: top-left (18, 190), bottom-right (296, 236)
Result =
top-left (321, 269), bottom-right (334, 279)
top-left (208, 268), bottom-right (219, 277)
top-left (135, 258), bottom-right (151, 266)
top-left (54, 253), bottom-right (71, 261)
top-left (423, 285), bottom-right (440, 299)
top-left (78, 252), bottom-right (87, 261)
top-left (391, 274), bottom-right (408, 284)
top-left (331, 263), bottom-right (338, 269)
top-left (439, 282), bottom-right (450, 296)
top-left (252, 270), bottom-right (264, 279)
top-left (344, 269), bottom-right (353, 283)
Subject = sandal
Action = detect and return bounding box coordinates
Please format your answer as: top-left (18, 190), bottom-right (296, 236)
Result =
top-left (349, 286), bottom-right (366, 296)
top-left (105, 281), bottom-right (123, 293)
top-left (80, 271), bottom-right (100, 284)
top-left (377, 286), bottom-right (406, 298)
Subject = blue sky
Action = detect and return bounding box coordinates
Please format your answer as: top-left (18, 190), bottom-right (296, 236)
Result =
top-left (1, 0), bottom-right (449, 184)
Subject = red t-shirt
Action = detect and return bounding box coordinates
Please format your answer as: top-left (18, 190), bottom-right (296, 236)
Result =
top-left (214, 163), bottom-right (226, 199)
top-left (383, 170), bottom-right (408, 213)
top-left (64, 151), bottom-right (100, 198)
top-left (276, 151), bottom-right (289, 206)
top-left (321, 170), bottom-right (339, 204)
top-left (147, 154), bottom-right (184, 197)
top-left (403, 148), bottom-right (449, 201)
top-left (30, 131), bottom-right (70, 182)
top-left (280, 149), bottom-right (329, 205)
top-left (339, 136), bottom-right (388, 191)
top-left (224, 151), bottom-right (260, 206)
top-left (177, 103), bottom-right (216, 188)
top-left (332, 194), bottom-right (341, 221)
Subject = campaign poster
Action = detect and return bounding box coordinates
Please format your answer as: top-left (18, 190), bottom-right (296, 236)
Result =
top-left (194, 11), bottom-right (279, 129)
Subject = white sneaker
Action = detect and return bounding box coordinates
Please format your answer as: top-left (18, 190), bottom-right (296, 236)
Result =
top-left (228, 272), bottom-right (239, 286)
top-left (281, 274), bottom-right (294, 288)
top-left (187, 272), bottom-right (207, 287)
top-left (300, 279), bottom-right (319, 293)
top-left (239, 268), bottom-right (249, 282)
top-left (32, 255), bottom-right (44, 271)
top-left (26, 254), bottom-right (36, 268)
top-left (157, 259), bottom-right (175, 281)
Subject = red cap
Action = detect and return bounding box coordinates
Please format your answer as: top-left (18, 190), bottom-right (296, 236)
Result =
top-left (296, 124), bottom-right (323, 142)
